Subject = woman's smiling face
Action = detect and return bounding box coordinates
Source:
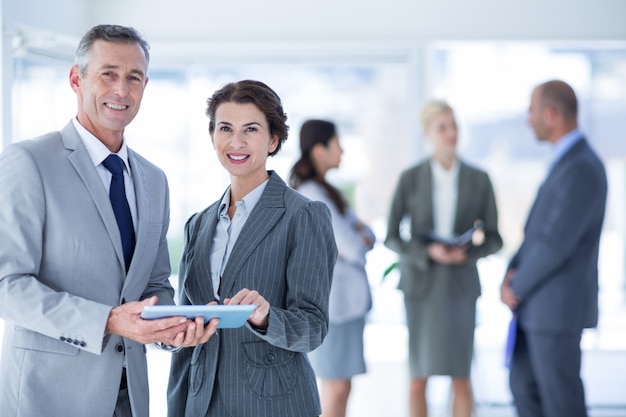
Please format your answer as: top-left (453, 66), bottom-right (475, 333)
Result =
top-left (211, 101), bottom-right (278, 185)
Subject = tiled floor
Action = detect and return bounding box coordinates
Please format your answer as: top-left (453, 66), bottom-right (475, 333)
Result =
top-left (341, 324), bottom-right (626, 417)
top-left (145, 321), bottom-right (626, 417)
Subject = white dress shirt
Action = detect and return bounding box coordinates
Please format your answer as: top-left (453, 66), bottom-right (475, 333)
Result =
top-left (71, 118), bottom-right (137, 231)
top-left (210, 179), bottom-right (268, 299)
top-left (430, 158), bottom-right (460, 238)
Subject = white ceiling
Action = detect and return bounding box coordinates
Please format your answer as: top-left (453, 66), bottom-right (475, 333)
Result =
top-left (5, 0), bottom-right (626, 46)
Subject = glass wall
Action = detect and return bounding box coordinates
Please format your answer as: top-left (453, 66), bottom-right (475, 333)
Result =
top-left (11, 58), bottom-right (412, 273)
top-left (125, 62), bottom-right (412, 272)
top-left (6, 41), bottom-right (626, 413)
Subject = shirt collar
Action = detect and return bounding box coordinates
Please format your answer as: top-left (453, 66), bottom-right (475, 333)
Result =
top-left (430, 157), bottom-right (460, 178)
top-left (551, 128), bottom-right (583, 167)
top-left (218, 178), bottom-right (269, 217)
top-left (72, 117), bottom-right (131, 172)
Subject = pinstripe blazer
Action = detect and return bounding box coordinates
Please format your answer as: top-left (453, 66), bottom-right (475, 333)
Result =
top-left (167, 171), bottom-right (337, 417)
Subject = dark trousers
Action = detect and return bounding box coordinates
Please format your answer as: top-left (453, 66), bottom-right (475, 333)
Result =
top-left (509, 326), bottom-right (587, 417)
top-left (114, 368), bottom-right (133, 417)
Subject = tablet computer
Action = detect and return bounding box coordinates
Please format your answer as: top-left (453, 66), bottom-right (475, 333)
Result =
top-left (140, 304), bottom-right (256, 328)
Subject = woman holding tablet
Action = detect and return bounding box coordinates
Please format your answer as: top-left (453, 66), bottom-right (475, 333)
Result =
top-left (167, 80), bottom-right (338, 417)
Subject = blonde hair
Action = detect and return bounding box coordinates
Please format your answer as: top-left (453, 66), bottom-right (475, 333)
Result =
top-left (420, 100), bottom-right (454, 132)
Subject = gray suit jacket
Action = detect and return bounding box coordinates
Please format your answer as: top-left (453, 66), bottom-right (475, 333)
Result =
top-left (0, 122), bottom-right (174, 417)
top-left (509, 138), bottom-right (607, 333)
top-left (385, 160), bottom-right (502, 299)
top-left (167, 172), bottom-right (337, 417)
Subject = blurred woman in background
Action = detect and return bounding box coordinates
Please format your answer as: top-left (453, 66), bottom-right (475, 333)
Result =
top-left (385, 100), bottom-right (502, 417)
top-left (290, 119), bottom-right (375, 417)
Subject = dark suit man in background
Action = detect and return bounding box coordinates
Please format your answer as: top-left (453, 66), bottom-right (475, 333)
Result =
top-left (501, 79), bottom-right (607, 417)
top-left (0, 24), bottom-right (214, 417)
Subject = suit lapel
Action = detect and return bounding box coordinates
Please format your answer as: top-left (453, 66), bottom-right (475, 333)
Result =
top-left (525, 138), bottom-right (587, 227)
top-left (62, 123), bottom-right (126, 272)
top-left (550, 137), bottom-right (587, 174)
top-left (184, 206), bottom-right (220, 305)
top-left (418, 163), bottom-right (435, 231)
top-left (219, 172), bottom-right (286, 298)
top-left (454, 162), bottom-right (473, 233)
top-left (123, 151), bottom-right (148, 289)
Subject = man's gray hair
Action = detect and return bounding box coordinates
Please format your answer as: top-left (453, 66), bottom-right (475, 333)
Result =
top-left (74, 24), bottom-right (150, 76)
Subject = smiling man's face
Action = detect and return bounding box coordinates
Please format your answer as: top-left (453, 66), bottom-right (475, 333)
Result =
top-left (70, 39), bottom-right (148, 149)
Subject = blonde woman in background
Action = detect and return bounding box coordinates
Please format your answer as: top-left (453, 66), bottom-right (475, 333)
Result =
top-left (290, 119), bottom-right (375, 417)
top-left (385, 101), bottom-right (503, 417)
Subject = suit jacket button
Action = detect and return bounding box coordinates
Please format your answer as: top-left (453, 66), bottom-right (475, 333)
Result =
top-left (80, 341), bottom-right (87, 348)
top-left (66, 338), bottom-right (73, 344)
top-left (116, 344), bottom-right (124, 353)
top-left (59, 336), bottom-right (66, 342)
top-left (265, 354), bottom-right (275, 364)
top-left (73, 340), bottom-right (80, 346)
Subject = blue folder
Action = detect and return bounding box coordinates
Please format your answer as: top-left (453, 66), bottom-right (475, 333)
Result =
top-left (505, 312), bottom-right (517, 368)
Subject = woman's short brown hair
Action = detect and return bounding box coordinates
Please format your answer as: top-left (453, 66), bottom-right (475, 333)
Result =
top-left (206, 80), bottom-right (289, 156)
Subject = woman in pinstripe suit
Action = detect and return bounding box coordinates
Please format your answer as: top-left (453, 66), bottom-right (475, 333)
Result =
top-left (167, 80), bottom-right (338, 417)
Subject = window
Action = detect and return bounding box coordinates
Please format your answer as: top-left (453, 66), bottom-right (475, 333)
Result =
top-left (7, 40), bottom-right (626, 412)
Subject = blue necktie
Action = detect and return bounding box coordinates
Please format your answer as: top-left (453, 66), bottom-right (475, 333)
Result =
top-left (102, 154), bottom-right (136, 271)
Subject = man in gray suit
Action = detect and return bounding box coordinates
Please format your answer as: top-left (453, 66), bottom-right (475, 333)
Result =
top-left (501, 80), bottom-right (607, 417)
top-left (0, 25), bottom-right (214, 417)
